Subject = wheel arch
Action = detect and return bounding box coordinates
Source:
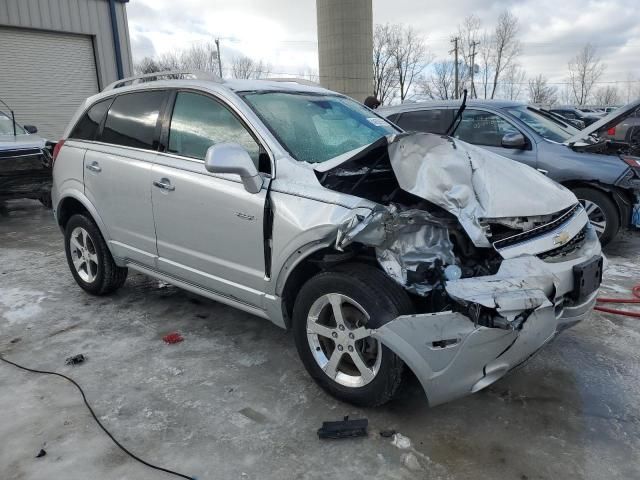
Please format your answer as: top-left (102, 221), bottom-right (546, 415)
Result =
top-left (561, 180), bottom-right (630, 226)
top-left (276, 241), bottom-right (378, 330)
top-left (56, 191), bottom-right (113, 244)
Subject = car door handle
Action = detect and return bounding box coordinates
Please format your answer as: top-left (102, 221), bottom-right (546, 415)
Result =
top-left (86, 162), bottom-right (101, 173)
top-left (153, 179), bottom-right (175, 191)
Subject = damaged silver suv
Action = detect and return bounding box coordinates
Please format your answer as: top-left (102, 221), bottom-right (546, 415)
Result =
top-left (52, 72), bottom-right (603, 407)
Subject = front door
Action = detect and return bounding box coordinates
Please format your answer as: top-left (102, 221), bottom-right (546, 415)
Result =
top-left (151, 90), bottom-right (269, 307)
top-left (454, 108), bottom-right (538, 170)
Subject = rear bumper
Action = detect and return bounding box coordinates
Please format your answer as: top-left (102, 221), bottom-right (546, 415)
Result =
top-left (372, 229), bottom-right (602, 407)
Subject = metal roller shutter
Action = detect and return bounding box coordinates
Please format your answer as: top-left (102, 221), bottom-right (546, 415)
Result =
top-left (0, 27), bottom-right (99, 140)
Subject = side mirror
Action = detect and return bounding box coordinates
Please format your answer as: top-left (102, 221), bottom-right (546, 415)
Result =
top-left (24, 125), bottom-right (38, 134)
top-left (501, 132), bottom-right (526, 149)
top-left (204, 143), bottom-right (262, 194)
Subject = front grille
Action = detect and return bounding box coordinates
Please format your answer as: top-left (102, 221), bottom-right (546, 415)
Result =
top-left (0, 148), bottom-right (43, 159)
top-left (493, 204), bottom-right (580, 250)
top-left (537, 224), bottom-right (587, 259)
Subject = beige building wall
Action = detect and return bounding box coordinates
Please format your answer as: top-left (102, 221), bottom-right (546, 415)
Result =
top-left (316, 0), bottom-right (373, 102)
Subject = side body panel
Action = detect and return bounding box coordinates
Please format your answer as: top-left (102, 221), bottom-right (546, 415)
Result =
top-left (83, 143), bottom-right (157, 266)
top-left (151, 155), bottom-right (268, 308)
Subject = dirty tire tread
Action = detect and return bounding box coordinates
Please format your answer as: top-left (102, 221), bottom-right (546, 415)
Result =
top-left (292, 263), bottom-right (414, 407)
top-left (573, 187), bottom-right (620, 246)
top-left (64, 214), bottom-right (128, 295)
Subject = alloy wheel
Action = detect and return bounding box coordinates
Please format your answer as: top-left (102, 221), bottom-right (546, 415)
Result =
top-left (579, 199), bottom-right (607, 236)
top-left (69, 226), bottom-right (99, 283)
top-left (306, 293), bottom-right (382, 388)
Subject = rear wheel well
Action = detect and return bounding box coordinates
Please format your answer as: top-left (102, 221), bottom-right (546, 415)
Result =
top-left (57, 197), bottom-right (90, 230)
top-left (280, 245), bottom-right (378, 330)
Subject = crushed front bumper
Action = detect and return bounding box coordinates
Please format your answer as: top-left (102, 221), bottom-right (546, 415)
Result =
top-left (371, 230), bottom-right (602, 407)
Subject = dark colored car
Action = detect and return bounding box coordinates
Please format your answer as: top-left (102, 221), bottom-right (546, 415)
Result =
top-left (0, 109), bottom-right (53, 207)
top-left (549, 107), bottom-right (601, 126)
top-left (379, 99), bottom-right (640, 245)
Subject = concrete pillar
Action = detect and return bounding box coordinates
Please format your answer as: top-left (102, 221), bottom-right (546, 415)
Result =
top-left (316, 0), bottom-right (373, 102)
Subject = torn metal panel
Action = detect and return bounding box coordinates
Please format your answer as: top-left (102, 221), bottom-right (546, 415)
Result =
top-left (337, 205), bottom-right (456, 294)
top-left (372, 299), bottom-right (556, 406)
top-left (385, 133), bottom-right (578, 246)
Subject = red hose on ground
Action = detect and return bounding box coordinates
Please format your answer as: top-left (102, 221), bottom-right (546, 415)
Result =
top-left (595, 284), bottom-right (640, 318)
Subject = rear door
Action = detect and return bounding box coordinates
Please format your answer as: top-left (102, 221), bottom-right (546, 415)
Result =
top-left (393, 108), bottom-right (453, 135)
top-left (84, 90), bottom-right (168, 266)
top-left (151, 90), bottom-right (270, 307)
top-left (454, 108), bottom-right (538, 170)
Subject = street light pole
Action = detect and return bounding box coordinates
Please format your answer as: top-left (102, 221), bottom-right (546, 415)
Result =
top-left (215, 38), bottom-right (223, 78)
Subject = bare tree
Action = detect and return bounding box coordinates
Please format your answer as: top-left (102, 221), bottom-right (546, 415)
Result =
top-left (478, 31), bottom-right (493, 99)
top-left (388, 25), bottom-right (431, 101)
top-left (419, 61), bottom-right (456, 100)
top-left (489, 11), bottom-right (521, 99)
top-left (231, 55), bottom-right (270, 80)
top-left (528, 74), bottom-right (558, 105)
top-left (179, 42), bottom-right (219, 72)
top-left (134, 57), bottom-right (161, 75)
top-left (457, 15), bottom-right (481, 97)
top-left (156, 51), bottom-right (183, 71)
top-left (500, 64), bottom-right (526, 100)
top-left (372, 24), bottom-right (398, 105)
top-left (594, 85), bottom-right (620, 106)
top-left (568, 43), bottom-right (606, 106)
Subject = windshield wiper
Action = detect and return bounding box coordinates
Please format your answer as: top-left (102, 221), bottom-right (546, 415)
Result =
top-left (445, 89), bottom-right (467, 136)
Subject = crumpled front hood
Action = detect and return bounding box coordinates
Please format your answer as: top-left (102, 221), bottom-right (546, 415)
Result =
top-left (387, 133), bottom-right (577, 246)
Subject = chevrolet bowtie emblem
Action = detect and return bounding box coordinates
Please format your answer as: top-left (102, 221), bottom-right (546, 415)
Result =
top-left (553, 231), bottom-right (571, 246)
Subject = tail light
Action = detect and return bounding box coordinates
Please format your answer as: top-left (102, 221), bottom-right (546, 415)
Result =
top-left (52, 139), bottom-right (65, 165)
top-left (607, 127), bottom-right (616, 136)
top-left (621, 155), bottom-right (640, 168)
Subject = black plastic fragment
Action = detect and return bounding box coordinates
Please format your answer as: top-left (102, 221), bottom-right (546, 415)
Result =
top-left (65, 354), bottom-right (86, 366)
top-left (36, 449), bottom-right (46, 458)
top-left (317, 416), bottom-right (368, 439)
top-left (379, 429), bottom-right (396, 438)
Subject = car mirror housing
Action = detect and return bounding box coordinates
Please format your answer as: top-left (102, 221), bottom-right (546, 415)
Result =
top-left (24, 125), bottom-right (38, 134)
top-left (204, 143), bottom-right (262, 193)
top-left (501, 132), bottom-right (526, 149)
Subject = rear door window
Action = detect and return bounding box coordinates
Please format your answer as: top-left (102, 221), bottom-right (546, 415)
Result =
top-left (455, 109), bottom-right (520, 147)
top-left (100, 90), bottom-right (166, 150)
top-left (69, 98), bottom-right (112, 141)
top-left (395, 109), bottom-right (453, 134)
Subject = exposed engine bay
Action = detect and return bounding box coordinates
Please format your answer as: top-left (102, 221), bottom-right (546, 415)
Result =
top-left (313, 133), bottom-right (591, 328)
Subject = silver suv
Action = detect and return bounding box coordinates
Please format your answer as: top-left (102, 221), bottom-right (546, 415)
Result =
top-left (52, 72), bottom-right (603, 407)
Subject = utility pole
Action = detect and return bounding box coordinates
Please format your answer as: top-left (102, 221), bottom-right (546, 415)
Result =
top-left (469, 40), bottom-right (480, 99)
top-left (450, 37), bottom-right (459, 99)
top-left (214, 38), bottom-right (223, 78)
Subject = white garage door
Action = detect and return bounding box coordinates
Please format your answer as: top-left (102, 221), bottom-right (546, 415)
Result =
top-left (0, 27), bottom-right (99, 140)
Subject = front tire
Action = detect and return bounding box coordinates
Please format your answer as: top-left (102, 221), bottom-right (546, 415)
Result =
top-left (64, 214), bottom-right (127, 295)
top-left (572, 187), bottom-right (620, 246)
top-left (292, 263), bottom-right (413, 407)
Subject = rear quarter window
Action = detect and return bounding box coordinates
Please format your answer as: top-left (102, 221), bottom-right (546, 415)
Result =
top-left (99, 90), bottom-right (166, 150)
top-left (69, 98), bottom-right (112, 141)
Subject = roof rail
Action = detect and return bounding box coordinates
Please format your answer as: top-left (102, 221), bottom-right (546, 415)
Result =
top-left (103, 70), bottom-right (222, 91)
top-left (266, 77), bottom-right (321, 87)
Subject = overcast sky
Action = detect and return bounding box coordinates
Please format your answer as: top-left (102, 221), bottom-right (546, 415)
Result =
top-left (127, 0), bottom-right (640, 88)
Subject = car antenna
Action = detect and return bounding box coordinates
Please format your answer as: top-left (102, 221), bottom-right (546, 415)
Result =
top-left (446, 89), bottom-right (467, 137)
top-left (0, 98), bottom-right (17, 136)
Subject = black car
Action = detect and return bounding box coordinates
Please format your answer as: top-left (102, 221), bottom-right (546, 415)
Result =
top-left (549, 107), bottom-right (601, 126)
top-left (0, 108), bottom-right (53, 207)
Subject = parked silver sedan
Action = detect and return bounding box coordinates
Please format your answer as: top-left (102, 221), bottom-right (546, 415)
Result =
top-left (52, 72), bottom-right (603, 407)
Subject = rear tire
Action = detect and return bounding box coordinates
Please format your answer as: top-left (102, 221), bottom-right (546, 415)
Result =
top-left (64, 214), bottom-right (127, 295)
top-left (292, 263), bottom-right (413, 406)
top-left (572, 187), bottom-right (620, 246)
